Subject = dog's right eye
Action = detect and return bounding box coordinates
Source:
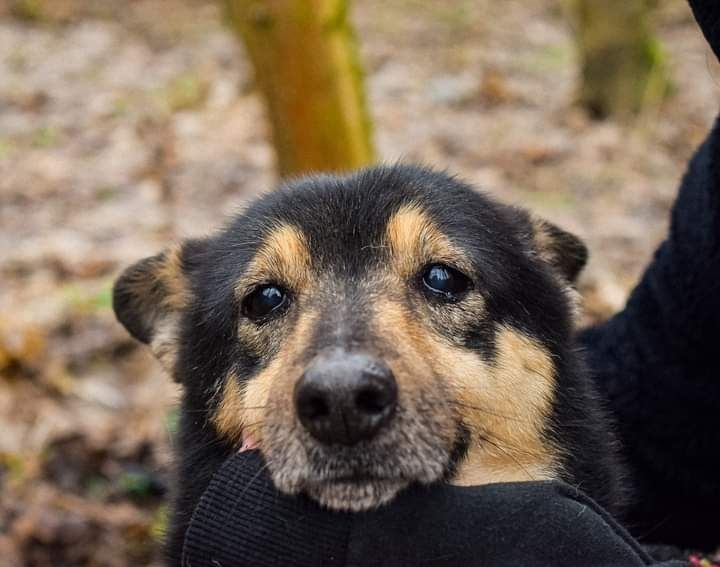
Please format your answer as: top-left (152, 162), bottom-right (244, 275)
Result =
top-left (242, 284), bottom-right (289, 320)
top-left (421, 264), bottom-right (472, 301)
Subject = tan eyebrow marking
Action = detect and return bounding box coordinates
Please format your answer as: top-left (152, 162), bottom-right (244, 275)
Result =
top-left (385, 204), bottom-right (468, 278)
top-left (235, 222), bottom-right (312, 296)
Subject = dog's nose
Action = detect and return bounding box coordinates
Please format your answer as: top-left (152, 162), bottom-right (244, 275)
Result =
top-left (294, 351), bottom-right (397, 446)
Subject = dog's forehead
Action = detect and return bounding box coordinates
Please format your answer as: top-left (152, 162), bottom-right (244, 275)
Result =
top-left (265, 171), bottom-right (433, 248)
top-left (234, 166), bottom-right (507, 270)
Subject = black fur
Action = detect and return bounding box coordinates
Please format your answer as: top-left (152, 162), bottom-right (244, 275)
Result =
top-left (114, 165), bottom-right (626, 564)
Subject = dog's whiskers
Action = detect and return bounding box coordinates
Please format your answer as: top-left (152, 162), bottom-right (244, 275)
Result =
top-left (474, 430), bottom-right (538, 481)
top-left (447, 400), bottom-right (529, 423)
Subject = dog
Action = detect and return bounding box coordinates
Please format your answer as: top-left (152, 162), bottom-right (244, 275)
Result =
top-left (113, 164), bottom-right (625, 561)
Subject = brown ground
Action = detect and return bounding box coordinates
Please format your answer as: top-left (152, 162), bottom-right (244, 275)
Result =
top-left (0, 0), bottom-right (718, 564)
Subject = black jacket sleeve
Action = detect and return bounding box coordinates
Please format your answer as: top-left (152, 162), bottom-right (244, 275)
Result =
top-left (578, 0), bottom-right (720, 547)
top-left (182, 452), bottom-right (687, 567)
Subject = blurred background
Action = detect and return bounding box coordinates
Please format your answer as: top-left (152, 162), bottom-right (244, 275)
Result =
top-left (0, 0), bottom-right (718, 564)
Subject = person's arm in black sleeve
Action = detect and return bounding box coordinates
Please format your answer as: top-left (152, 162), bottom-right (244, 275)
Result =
top-left (182, 452), bottom-right (687, 567)
top-left (578, 0), bottom-right (720, 549)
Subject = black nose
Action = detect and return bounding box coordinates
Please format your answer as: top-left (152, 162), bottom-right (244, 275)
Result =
top-left (294, 351), bottom-right (398, 446)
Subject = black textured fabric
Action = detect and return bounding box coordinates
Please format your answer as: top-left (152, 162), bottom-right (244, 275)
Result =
top-left (183, 452), bottom-right (350, 566)
top-left (181, 1), bottom-right (720, 563)
top-left (183, 452), bottom-right (687, 567)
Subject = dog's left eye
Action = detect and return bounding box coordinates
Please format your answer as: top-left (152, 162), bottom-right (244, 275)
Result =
top-left (242, 284), bottom-right (289, 320)
top-left (421, 264), bottom-right (472, 300)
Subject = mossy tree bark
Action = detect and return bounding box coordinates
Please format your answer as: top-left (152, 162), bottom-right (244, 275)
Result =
top-left (571, 0), bottom-right (670, 120)
top-left (225, 0), bottom-right (374, 177)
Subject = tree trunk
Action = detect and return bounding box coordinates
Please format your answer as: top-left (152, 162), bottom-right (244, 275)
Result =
top-left (572, 0), bottom-right (669, 120)
top-left (225, 0), bottom-right (374, 177)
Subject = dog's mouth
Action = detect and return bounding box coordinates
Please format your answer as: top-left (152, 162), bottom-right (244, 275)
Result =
top-left (270, 451), bottom-right (429, 511)
top-left (305, 476), bottom-right (410, 511)
top-left (260, 418), bottom-right (468, 511)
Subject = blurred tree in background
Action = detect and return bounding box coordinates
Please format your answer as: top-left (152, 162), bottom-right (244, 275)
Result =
top-left (225, 0), bottom-right (374, 177)
top-left (569, 0), bottom-right (670, 120)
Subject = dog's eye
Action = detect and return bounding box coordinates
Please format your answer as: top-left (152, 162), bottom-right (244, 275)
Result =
top-left (242, 285), bottom-right (289, 320)
top-left (421, 264), bottom-right (471, 300)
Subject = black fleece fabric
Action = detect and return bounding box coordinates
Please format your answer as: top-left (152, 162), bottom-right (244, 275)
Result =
top-left (182, 452), bottom-right (688, 567)
top-left (182, 1), bottom-right (720, 564)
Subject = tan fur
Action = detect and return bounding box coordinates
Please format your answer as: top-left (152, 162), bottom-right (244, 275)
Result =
top-left (372, 298), bottom-right (560, 487)
top-left (385, 204), bottom-right (471, 279)
top-left (529, 216), bottom-right (583, 321)
top-left (529, 217), bottom-right (558, 269)
top-left (450, 326), bottom-right (560, 485)
top-left (382, 205), bottom-right (559, 484)
top-left (369, 297), bottom-right (457, 442)
top-left (157, 245), bottom-right (189, 310)
top-left (151, 314), bottom-right (182, 373)
top-left (147, 245), bottom-right (187, 370)
top-left (217, 207), bottom-right (560, 491)
top-left (213, 308), bottom-right (319, 445)
top-left (236, 223), bottom-right (312, 296)
top-left (215, 223), bottom-right (314, 445)
top-left (214, 372), bottom-right (245, 443)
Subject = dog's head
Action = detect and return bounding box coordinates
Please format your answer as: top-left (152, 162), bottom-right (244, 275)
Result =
top-left (113, 165), bottom-right (587, 510)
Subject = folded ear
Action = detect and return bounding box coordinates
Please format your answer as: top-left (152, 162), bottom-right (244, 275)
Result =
top-left (113, 245), bottom-right (189, 373)
top-left (528, 217), bottom-right (588, 284)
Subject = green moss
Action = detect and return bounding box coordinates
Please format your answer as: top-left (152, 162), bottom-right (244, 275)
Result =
top-left (640, 36), bottom-right (672, 104)
top-left (120, 471), bottom-right (155, 497)
top-left (574, 0), bottom-right (670, 119)
top-left (322, 0), bottom-right (348, 33)
top-left (31, 126), bottom-right (60, 148)
top-left (0, 452), bottom-right (26, 483)
top-left (164, 407), bottom-right (179, 436)
top-left (151, 504), bottom-right (168, 541)
top-left (160, 72), bottom-right (209, 113)
top-left (524, 43), bottom-right (574, 74)
top-left (0, 138), bottom-right (17, 159)
top-left (95, 186), bottom-right (120, 201)
top-left (521, 189), bottom-right (577, 212)
top-left (63, 282), bottom-right (113, 314)
top-left (10, 0), bottom-right (45, 21)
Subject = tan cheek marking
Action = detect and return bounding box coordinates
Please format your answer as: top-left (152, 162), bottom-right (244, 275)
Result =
top-left (385, 204), bottom-right (468, 279)
top-left (372, 298), bottom-right (438, 387)
top-left (450, 325), bottom-right (560, 485)
top-left (212, 309), bottom-right (318, 446)
top-left (238, 223), bottom-right (312, 294)
top-left (373, 295), bottom-right (560, 485)
top-left (214, 372), bottom-right (246, 444)
top-left (216, 223), bottom-right (312, 437)
top-left (371, 298), bottom-right (458, 444)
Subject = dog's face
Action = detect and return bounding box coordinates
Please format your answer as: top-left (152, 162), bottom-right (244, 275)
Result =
top-left (113, 165), bottom-right (587, 511)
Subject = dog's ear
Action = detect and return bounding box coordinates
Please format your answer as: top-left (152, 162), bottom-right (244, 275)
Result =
top-left (113, 244), bottom-right (190, 372)
top-left (527, 216), bottom-right (588, 284)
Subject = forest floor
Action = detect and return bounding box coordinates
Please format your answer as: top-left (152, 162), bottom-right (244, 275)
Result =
top-left (0, 0), bottom-right (719, 564)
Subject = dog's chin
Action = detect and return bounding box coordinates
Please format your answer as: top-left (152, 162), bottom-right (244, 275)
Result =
top-left (263, 411), bottom-right (458, 511)
top-left (303, 477), bottom-right (409, 511)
